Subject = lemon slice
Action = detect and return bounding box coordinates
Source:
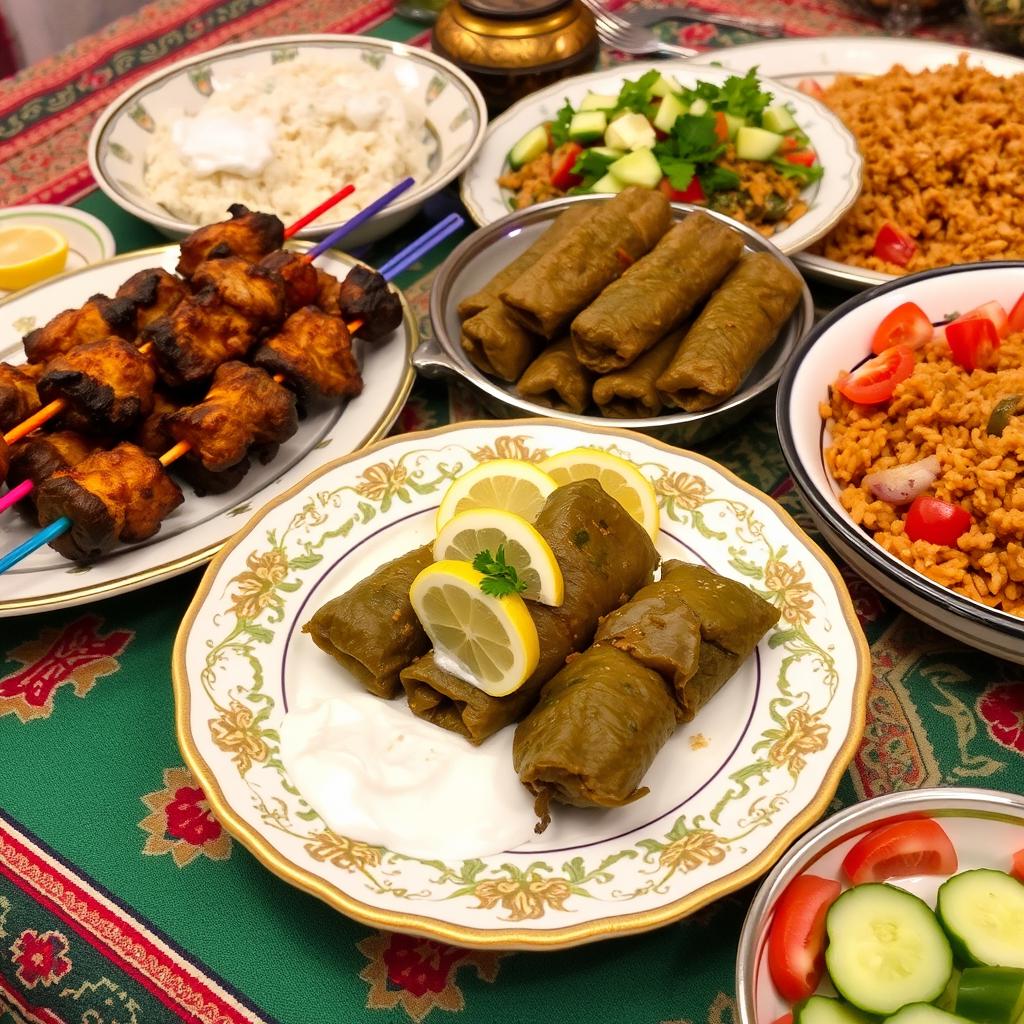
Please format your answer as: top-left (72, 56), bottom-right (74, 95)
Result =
top-left (0, 226), bottom-right (68, 291)
top-left (410, 560), bottom-right (539, 696)
top-left (538, 447), bottom-right (660, 539)
top-left (435, 459), bottom-right (556, 531)
top-left (433, 508), bottom-right (564, 607)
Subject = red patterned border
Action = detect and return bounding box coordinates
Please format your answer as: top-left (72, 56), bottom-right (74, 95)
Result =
top-left (0, 816), bottom-right (273, 1024)
top-left (0, 973), bottom-right (68, 1024)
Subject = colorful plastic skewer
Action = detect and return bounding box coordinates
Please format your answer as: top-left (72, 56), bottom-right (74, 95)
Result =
top-left (0, 213), bottom-right (465, 573)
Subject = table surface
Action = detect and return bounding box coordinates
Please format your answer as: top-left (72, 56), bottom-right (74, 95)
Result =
top-left (2, 3), bottom-right (1022, 1024)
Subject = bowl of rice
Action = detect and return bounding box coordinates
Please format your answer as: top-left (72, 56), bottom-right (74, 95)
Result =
top-left (777, 261), bottom-right (1024, 664)
top-left (88, 35), bottom-right (487, 246)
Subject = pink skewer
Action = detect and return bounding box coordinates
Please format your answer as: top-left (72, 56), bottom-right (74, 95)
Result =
top-left (0, 479), bottom-right (32, 514)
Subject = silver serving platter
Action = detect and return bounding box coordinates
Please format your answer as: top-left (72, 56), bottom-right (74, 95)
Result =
top-left (418, 195), bottom-right (814, 447)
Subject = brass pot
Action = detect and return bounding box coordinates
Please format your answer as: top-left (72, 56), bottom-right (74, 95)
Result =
top-left (432, 0), bottom-right (599, 115)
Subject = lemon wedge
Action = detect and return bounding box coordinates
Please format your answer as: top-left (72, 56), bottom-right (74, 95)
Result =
top-left (433, 508), bottom-right (564, 607)
top-left (538, 447), bottom-right (660, 539)
top-left (0, 225), bottom-right (68, 291)
top-left (410, 560), bottom-right (539, 697)
top-left (435, 459), bottom-right (556, 531)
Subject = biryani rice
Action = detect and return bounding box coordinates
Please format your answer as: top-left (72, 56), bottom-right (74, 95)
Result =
top-left (824, 332), bottom-right (1024, 616)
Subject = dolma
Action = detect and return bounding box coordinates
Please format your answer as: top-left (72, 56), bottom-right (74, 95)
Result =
top-left (571, 214), bottom-right (744, 373)
top-left (515, 337), bottom-right (595, 414)
top-left (303, 545), bottom-right (434, 699)
top-left (657, 253), bottom-right (802, 412)
top-left (591, 330), bottom-right (680, 419)
top-left (513, 646), bottom-right (678, 831)
top-left (400, 479), bottom-right (660, 743)
top-left (500, 187), bottom-right (672, 339)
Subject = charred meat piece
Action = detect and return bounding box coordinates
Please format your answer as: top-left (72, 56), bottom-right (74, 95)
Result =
top-left (315, 269), bottom-right (342, 316)
top-left (191, 256), bottom-right (286, 327)
top-left (38, 336), bottom-right (156, 435)
top-left (165, 361), bottom-right (298, 473)
top-left (36, 441), bottom-right (184, 562)
top-left (116, 268), bottom-right (189, 333)
top-left (145, 287), bottom-right (260, 388)
top-left (7, 431), bottom-right (98, 516)
top-left (337, 266), bottom-right (403, 342)
top-left (176, 204), bottom-right (285, 279)
top-left (259, 251), bottom-right (319, 314)
top-left (0, 361), bottom-right (42, 430)
top-left (252, 306), bottom-right (362, 403)
top-left (23, 294), bottom-right (136, 364)
top-left (134, 390), bottom-right (178, 456)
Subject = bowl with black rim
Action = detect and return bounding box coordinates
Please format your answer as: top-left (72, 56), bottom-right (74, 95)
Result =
top-left (776, 260), bottom-right (1024, 665)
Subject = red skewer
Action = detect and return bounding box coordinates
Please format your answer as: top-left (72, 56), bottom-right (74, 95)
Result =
top-left (282, 184), bottom-right (355, 238)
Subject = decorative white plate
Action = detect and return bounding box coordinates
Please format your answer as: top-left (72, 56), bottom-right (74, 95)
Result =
top-left (690, 38), bottom-right (1024, 290)
top-left (174, 420), bottom-right (870, 950)
top-left (0, 246), bottom-right (416, 616)
top-left (459, 62), bottom-right (862, 257)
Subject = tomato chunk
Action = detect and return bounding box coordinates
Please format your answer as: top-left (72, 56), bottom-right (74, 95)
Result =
top-left (953, 300), bottom-right (1010, 339)
top-left (550, 143), bottom-right (583, 191)
top-left (767, 874), bottom-right (842, 1003)
top-left (1011, 848), bottom-right (1024, 883)
top-left (784, 150), bottom-right (817, 168)
top-left (771, 1016), bottom-right (794, 1024)
top-left (946, 316), bottom-right (1000, 371)
top-left (659, 176), bottom-right (705, 204)
top-left (871, 302), bottom-right (933, 355)
top-left (798, 78), bottom-right (825, 100)
top-left (905, 497), bottom-right (972, 546)
top-left (873, 223), bottom-right (917, 267)
top-left (836, 345), bottom-right (915, 405)
top-left (1009, 292), bottom-right (1024, 334)
top-left (842, 818), bottom-right (958, 885)
top-left (714, 110), bottom-right (729, 142)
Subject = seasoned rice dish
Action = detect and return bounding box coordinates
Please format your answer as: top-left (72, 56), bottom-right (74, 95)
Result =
top-left (814, 58), bottom-right (1024, 274)
top-left (824, 332), bottom-right (1024, 616)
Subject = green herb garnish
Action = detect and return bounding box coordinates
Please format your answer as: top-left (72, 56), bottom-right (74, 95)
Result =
top-left (547, 99), bottom-right (575, 147)
top-left (683, 68), bottom-right (773, 122)
top-left (612, 69), bottom-right (662, 115)
top-left (571, 147), bottom-right (618, 188)
top-left (473, 546), bottom-right (527, 599)
top-left (654, 114), bottom-right (727, 191)
top-left (769, 158), bottom-right (824, 185)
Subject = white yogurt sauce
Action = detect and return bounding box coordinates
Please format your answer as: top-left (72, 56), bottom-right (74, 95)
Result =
top-left (279, 676), bottom-right (538, 861)
top-left (171, 111), bottom-right (276, 178)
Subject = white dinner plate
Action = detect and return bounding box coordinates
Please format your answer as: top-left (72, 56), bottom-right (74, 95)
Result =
top-left (459, 62), bottom-right (862, 257)
top-left (690, 38), bottom-right (1024, 289)
top-left (174, 419), bottom-right (870, 949)
top-left (0, 246), bottom-right (416, 615)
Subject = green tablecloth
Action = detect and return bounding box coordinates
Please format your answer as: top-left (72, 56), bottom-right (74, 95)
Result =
top-left (2, 6), bottom-right (1023, 1024)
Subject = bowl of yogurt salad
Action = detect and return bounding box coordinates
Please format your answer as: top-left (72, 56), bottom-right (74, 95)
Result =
top-left (88, 34), bottom-right (487, 246)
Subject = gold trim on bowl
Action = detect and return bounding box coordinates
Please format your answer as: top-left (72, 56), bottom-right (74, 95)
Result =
top-left (172, 417), bottom-right (872, 951)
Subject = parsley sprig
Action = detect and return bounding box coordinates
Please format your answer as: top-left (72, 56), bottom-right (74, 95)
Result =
top-left (473, 547), bottom-right (527, 599)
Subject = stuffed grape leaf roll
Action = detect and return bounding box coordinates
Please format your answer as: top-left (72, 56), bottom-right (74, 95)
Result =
top-left (515, 336), bottom-right (595, 414)
top-left (591, 330), bottom-right (680, 419)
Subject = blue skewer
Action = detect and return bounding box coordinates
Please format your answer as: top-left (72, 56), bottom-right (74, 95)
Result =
top-left (305, 177), bottom-right (414, 261)
top-left (0, 518), bottom-right (72, 573)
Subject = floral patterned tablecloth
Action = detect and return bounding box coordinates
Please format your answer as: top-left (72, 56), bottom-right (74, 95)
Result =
top-left (0, 3), bottom-right (1019, 1024)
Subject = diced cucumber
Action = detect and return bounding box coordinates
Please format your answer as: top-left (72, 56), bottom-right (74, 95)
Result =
top-left (604, 112), bottom-right (656, 152)
top-left (934, 969), bottom-right (961, 1013)
top-left (735, 125), bottom-right (784, 161)
top-left (937, 869), bottom-right (1024, 969)
top-left (825, 883), bottom-right (954, 1017)
top-left (763, 103), bottom-right (799, 134)
top-left (653, 92), bottom-right (688, 134)
top-left (569, 110), bottom-right (607, 144)
top-left (579, 91), bottom-right (618, 111)
top-left (649, 72), bottom-right (682, 98)
top-left (608, 148), bottom-right (662, 189)
top-left (590, 171), bottom-right (625, 194)
top-left (723, 112), bottom-right (746, 140)
top-left (588, 146), bottom-right (625, 161)
top-left (794, 995), bottom-right (875, 1024)
top-left (508, 125), bottom-right (549, 170)
top-left (955, 966), bottom-right (1024, 1024)
top-left (689, 98), bottom-right (709, 116)
top-left (881, 1005), bottom-right (972, 1024)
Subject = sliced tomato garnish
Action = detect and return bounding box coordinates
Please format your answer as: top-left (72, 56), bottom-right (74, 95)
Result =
top-left (1012, 848), bottom-right (1024, 883)
top-left (798, 78), bottom-right (825, 100)
top-left (904, 496), bottom-right (972, 547)
top-left (871, 302), bottom-right (934, 355)
top-left (767, 874), bottom-right (842, 1003)
top-left (946, 316), bottom-right (1000, 371)
top-left (658, 176), bottom-right (706, 204)
top-left (836, 345), bottom-right (915, 405)
top-left (873, 223), bottom-right (917, 267)
top-left (780, 135), bottom-right (802, 153)
top-left (784, 150), bottom-right (817, 168)
top-left (948, 300), bottom-right (1010, 340)
top-left (1009, 292), bottom-right (1024, 334)
top-left (771, 1015), bottom-right (794, 1024)
top-left (842, 818), bottom-right (959, 885)
top-left (550, 142), bottom-right (583, 191)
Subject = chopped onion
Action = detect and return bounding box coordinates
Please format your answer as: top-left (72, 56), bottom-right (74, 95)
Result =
top-left (864, 455), bottom-right (940, 505)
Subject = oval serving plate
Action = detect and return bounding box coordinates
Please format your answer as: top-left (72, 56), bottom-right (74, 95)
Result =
top-left (689, 37), bottom-right (1024, 290)
top-left (459, 62), bottom-right (862, 258)
top-left (174, 419), bottom-right (870, 950)
top-left (0, 245), bottom-right (416, 616)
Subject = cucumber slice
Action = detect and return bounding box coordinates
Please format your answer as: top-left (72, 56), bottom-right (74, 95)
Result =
top-left (937, 870), bottom-right (1024, 968)
top-left (608, 148), bottom-right (662, 190)
top-left (825, 883), bottom-right (954, 1016)
top-left (579, 92), bottom-right (617, 111)
top-left (689, 98), bottom-right (709, 116)
top-left (588, 146), bottom-right (625, 161)
top-left (882, 1005), bottom-right (972, 1024)
top-left (735, 125), bottom-right (784, 161)
top-left (649, 73), bottom-right (682, 98)
top-left (763, 103), bottom-right (799, 134)
top-left (653, 92), bottom-right (687, 134)
top-left (794, 995), bottom-right (875, 1024)
top-left (569, 111), bottom-right (607, 144)
top-left (508, 125), bottom-right (549, 170)
top-left (590, 171), bottom-right (625, 195)
top-left (604, 112), bottom-right (656, 152)
top-left (723, 112), bottom-right (746, 140)
top-left (955, 966), bottom-right (1024, 1024)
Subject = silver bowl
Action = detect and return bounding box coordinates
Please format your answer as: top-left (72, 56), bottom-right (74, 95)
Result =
top-left (735, 786), bottom-right (1024, 1024)
top-left (419, 195), bottom-right (814, 447)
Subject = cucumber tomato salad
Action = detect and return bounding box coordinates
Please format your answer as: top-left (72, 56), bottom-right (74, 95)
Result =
top-left (765, 817), bottom-right (1024, 1024)
top-left (498, 68), bottom-right (823, 236)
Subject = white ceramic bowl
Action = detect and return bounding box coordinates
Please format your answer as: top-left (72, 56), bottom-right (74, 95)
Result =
top-left (776, 261), bottom-right (1024, 664)
top-left (88, 34), bottom-right (487, 247)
